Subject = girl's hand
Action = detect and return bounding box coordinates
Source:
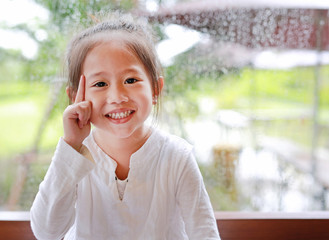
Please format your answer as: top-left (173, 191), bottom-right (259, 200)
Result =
top-left (63, 75), bottom-right (92, 152)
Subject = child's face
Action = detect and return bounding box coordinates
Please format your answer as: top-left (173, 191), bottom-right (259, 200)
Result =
top-left (81, 39), bottom-right (154, 139)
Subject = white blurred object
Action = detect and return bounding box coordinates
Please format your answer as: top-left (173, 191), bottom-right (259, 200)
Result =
top-left (217, 110), bottom-right (250, 129)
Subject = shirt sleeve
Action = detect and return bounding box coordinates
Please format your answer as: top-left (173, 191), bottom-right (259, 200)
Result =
top-left (176, 151), bottom-right (221, 240)
top-left (30, 138), bottom-right (95, 240)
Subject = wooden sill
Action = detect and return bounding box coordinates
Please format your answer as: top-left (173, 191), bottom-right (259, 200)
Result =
top-left (215, 211), bottom-right (329, 219)
top-left (1, 211), bottom-right (329, 240)
top-left (216, 211), bottom-right (329, 240)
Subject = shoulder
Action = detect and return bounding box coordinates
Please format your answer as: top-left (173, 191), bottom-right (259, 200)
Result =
top-left (150, 129), bottom-right (197, 177)
top-left (153, 128), bottom-right (194, 157)
top-left (154, 130), bottom-right (205, 193)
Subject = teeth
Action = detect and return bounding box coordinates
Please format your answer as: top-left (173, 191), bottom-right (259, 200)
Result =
top-left (107, 110), bottom-right (132, 119)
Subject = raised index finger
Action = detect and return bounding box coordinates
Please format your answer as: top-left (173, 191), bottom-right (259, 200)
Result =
top-left (75, 75), bottom-right (85, 104)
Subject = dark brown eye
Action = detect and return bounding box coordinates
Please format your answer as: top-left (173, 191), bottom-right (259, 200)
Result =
top-left (125, 78), bottom-right (138, 84)
top-left (95, 82), bottom-right (107, 87)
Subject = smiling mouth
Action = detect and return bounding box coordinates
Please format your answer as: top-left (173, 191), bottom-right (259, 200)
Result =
top-left (105, 110), bottom-right (134, 120)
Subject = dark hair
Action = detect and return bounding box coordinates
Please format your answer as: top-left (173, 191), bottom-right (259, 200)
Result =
top-left (66, 12), bottom-right (163, 115)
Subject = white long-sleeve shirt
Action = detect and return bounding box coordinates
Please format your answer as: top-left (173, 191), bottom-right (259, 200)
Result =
top-left (30, 128), bottom-right (220, 240)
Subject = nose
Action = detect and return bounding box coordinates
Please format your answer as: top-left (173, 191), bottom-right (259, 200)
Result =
top-left (107, 84), bottom-right (129, 104)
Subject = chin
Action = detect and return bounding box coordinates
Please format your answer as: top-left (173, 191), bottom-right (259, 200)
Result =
top-left (102, 124), bottom-right (145, 140)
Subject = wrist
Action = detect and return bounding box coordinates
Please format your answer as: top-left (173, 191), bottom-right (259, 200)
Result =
top-left (63, 137), bottom-right (82, 152)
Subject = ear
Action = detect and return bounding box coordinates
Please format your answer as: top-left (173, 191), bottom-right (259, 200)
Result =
top-left (66, 86), bottom-right (76, 103)
top-left (155, 76), bottom-right (164, 96)
top-left (153, 76), bottom-right (164, 105)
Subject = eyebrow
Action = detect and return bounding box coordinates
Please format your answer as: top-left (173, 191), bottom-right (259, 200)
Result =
top-left (120, 66), bottom-right (145, 76)
top-left (88, 71), bottom-right (106, 78)
top-left (88, 66), bottom-right (145, 79)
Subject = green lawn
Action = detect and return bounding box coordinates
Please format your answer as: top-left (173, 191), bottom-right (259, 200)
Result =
top-left (0, 81), bottom-right (63, 158)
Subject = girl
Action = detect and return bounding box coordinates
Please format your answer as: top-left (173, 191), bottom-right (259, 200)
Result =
top-left (30, 12), bottom-right (220, 240)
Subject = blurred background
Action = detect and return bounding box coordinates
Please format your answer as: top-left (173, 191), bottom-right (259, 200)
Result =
top-left (0, 0), bottom-right (329, 212)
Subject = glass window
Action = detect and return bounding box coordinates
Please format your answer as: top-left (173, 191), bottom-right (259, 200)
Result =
top-left (0, 0), bottom-right (328, 212)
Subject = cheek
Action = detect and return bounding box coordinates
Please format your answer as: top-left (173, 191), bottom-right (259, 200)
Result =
top-left (138, 90), bottom-right (152, 103)
top-left (85, 91), bottom-right (100, 106)
top-left (143, 94), bottom-right (154, 113)
top-left (84, 92), bottom-right (102, 117)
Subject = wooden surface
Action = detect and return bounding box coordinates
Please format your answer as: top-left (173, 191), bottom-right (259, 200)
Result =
top-left (1, 211), bottom-right (329, 240)
top-left (0, 221), bottom-right (35, 240)
top-left (216, 212), bottom-right (329, 240)
top-left (218, 219), bottom-right (329, 240)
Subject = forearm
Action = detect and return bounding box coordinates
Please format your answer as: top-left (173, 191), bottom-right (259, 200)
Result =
top-left (30, 138), bottom-right (94, 239)
top-left (30, 182), bottom-right (76, 240)
top-left (176, 154), bottom-right (220, 239)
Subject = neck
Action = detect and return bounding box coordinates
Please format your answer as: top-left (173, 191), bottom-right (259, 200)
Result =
top-left (92, 126), bottom-right (151, 164)
top-left (92, 126), bottom-right (151, 180)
